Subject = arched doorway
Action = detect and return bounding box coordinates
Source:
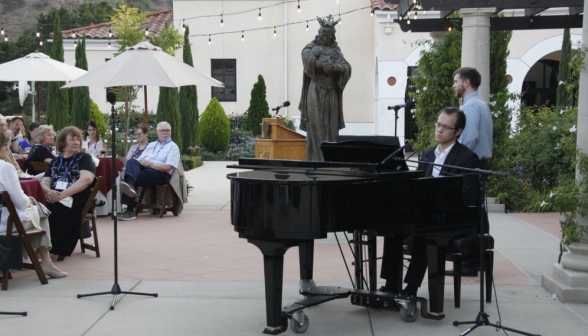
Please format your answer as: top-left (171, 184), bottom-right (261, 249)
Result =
top-left (521, 58), bottom-right (559, 107)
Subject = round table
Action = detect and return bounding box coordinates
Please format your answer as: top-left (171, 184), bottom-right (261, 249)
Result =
top-left (96, 157), bottom-right (124, 196)
top-left (19, 178), bottom-right (46, 205)
top-left (16, 158), bottom-right (26, 171)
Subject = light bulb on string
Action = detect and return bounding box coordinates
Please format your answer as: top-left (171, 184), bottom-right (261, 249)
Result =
top-left (145, 26), bottom-right (149, 36)
top-left (4, 35), bottom-right (7, 42)
top-left (407, 19), bottom-right (411, 25)
top-left (339, 14), bottom-right (342, 25)
top-left (36, 27), bottom-right (40, 37)
top-left (241, 31), bottom-right (244, 42)
top-left (220, 14), bottom-right (224, 27)
top-left (371, 12), bottom-right (373, 17)
top-left (209, 34), bottom-right (211, 45)
top-left (273, 27), bottom-right (276, 37)
top-left (258, 8), bottom-right (262, 21)
top-left (108, 26), bottom-right (112, 38)
top-left (297, 0), bottom-right (301, 13)
top-left (108, 39), bottom-right (111, 49)
top-left (74, 40), bottom-right (77, 48)
top-left (1, 23), bottom-right (3, 35)
top-left (182, 20), bottom-right (186, 33)
top-left (39, 40), bottom-right (43, 46)
top-left (72, 30), bottom-right (76, 38)
top-left (306, 21), bottom-right (309, 31)
top-left (414, 11), bottom-right (418, 20)
top-left (448, 26), bottom-right (452, 32)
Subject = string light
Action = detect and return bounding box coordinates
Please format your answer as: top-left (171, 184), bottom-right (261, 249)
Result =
top-left (108, 39), bottom-right (111, 49)
top-left (241, 31), bottom-right (244, 41)
top-left (72, 30), bottom-right (76, 38)
top-left (208, 34), bottom-right (211, 45)
top-left (145, 26), bottom-right (149, 36)
top-left (258, 8), bottom-right (262, 21)
top-left (108, 25), bottom-right (112, 38)
top-left (414, 11), bottom-right (418, 20)
top-left (36, 26), bottom-right (40, 37)
top-left (407, 19), bottom-right (411, 25)
top-left (297, 0), bottom-right (301, 13)
top-left (339, 14), bottom-right (342, 25)
top-left (220, 14), bottom-right (224, 27)
top-left (39, 40), bottom-right (43, 46)
top-left (74, 40), bottom-right (77, 48)
top-left (182, 19), bottom-right (186, 33)
top-left (5, 34), bottom-right (8, 42)
top-left (370, 12), bottom-right (373, 17)
top-left (273, 26), bottom-right (276, 37)
top-left (448, 26), bottom-right (452, 32)
top-left (1, 23), bottom-right (3, 35)
top-left (306, 21), bottom-right (309, 31)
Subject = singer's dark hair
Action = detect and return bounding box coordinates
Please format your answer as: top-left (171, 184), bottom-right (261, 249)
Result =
top-left (84, 121), bottom-right (101, 142)
top-left (440, 107), bottom-right (466, 136)
top-left (453, 67), bottom-right (481, 89)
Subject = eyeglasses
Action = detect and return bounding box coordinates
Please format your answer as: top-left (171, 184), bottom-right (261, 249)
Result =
top-left (157, 129), bottom-right (171, 133)
top-left (434, 122), bottom-right (456, 131)
top-left (0, 123), bottom-right (7, 127)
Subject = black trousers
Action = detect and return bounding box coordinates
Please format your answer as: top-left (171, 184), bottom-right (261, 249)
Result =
top-left (122, 159), bottom-right (171, 211)
top-left (380, 235), bottom-right (428, 292)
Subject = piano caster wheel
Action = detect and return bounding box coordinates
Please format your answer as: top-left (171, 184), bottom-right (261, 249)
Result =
top-left (400, 302), bottom-right (418, 323)
top-left (290, 311), bottom-right (310, 334)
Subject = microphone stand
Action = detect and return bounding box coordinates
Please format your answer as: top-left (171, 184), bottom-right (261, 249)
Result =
top-left (77, 99), bottom-right (158, 310)
top-left (397, 157), bottom-right (539, 336)
top-left (392, 106), bottom-right (401, 137)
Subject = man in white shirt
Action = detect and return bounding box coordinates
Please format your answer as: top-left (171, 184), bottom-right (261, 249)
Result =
top-left (379, 107), bottom-right (479, 297)
top-left (119, 121), bottom-right (180, 220)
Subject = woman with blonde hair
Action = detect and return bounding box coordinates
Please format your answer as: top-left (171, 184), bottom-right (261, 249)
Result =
top-left (0, 132), bottom-right (67, 278)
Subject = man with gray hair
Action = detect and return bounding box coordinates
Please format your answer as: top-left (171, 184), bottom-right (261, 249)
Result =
top-left (119, 121), bottom-right (180, 220)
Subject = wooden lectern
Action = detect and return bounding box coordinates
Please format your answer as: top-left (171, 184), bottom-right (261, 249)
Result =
top-left (254, 118), bottom-right (306, 160)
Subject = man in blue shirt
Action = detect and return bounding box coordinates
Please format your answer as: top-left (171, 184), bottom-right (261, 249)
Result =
top-left (119, 121), bottom-right (180, 220)
top-left (452, 67), bottom-right (493, 169)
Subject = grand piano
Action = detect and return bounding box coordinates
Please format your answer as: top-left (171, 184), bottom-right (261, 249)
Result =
top-left (228, 140), bottom-right (480, 334)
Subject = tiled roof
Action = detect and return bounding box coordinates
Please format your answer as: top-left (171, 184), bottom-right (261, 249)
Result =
top-left (371, 0), bottom-right (398, 12)
top-left (58, 9), bottom-right (174, 40)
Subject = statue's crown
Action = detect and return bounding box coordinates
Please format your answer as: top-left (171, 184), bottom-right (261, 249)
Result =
top-left (317, 14), bottom-right (340, 28)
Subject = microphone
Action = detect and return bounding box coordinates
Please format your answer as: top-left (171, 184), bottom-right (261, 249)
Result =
top-left (272, 101), bottom-right (290, 112)
top-left (106, 91), bottom-right (117, 105)
top-left (387, 100), bottom-right (415, 111)
top-left (380, 144), bottom-right (407, 165)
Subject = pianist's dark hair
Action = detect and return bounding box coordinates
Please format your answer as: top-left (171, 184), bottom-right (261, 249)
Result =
top-left (440, 107), bottom-right (466, 136)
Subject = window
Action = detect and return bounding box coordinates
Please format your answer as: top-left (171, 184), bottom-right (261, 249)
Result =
top-left (211, 59), bottom-right (236, 102)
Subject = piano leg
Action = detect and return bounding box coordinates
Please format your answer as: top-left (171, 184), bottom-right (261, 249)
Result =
top-left (426, 244), bottom-right (447, 315)
top-left (299, 241), bottom-right (314, 280)
top-left (247, 239), bottom-right (294, 335)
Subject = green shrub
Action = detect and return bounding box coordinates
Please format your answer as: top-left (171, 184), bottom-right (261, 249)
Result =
top-left (181, 155), bottom-right (203, 170)
top-left (245, 75), bottom-right (271, 136)
top-left (89, 100), bottom-right (107, 138)
top-left (199, 98), bottom-right (230, 153)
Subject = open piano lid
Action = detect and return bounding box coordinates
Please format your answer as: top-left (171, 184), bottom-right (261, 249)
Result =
top-left (321, 140), bottom-right (408, 171)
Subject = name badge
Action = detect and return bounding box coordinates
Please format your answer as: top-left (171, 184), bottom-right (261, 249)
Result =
top-left (55, 180), bottom-right (68, 191)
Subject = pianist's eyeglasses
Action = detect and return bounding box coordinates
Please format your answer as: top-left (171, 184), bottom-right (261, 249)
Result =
top-left (434, 122), bottom-right (456, 131)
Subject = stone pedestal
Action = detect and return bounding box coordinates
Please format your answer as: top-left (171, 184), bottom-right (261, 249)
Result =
top-left (542, 244), bottom-right (588, 303)
top-left (459, 8), bottom-right (495, 101)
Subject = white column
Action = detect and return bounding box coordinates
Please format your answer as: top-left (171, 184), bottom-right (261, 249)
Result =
top-left (459, 8), bottom-right (495, 101)
top-left (541, 0), bottom-right (588, 303)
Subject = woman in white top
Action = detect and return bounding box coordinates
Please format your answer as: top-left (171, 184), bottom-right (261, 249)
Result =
top-left (0, 132), bottom-right (67, 278)
top-left (82, 121), bottom-right (106, 156)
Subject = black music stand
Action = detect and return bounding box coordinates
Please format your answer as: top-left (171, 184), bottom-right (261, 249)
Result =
top-left (399, 156), bottom-right (539, 336)
top-left (76, 94), bottom-right (158, 310)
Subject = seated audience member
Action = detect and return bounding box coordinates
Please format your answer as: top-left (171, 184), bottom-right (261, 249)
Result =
top-left (40, 127), bottom-right (95, 257)
top-left (118, 121), bottom-right (180, 221)
top-left (379, 107), bottom-right (478, 297)
top-left (82, 121), bottom-right (106, 156)
top-left (18, 122), bottom-right (40, 154)
top-left (25, 125), bottom-right (56, 175)
top-left (126, 124), bottom-right (150, 161)
top-left (0, 132), bottom-right (67, 278)
top-left (8, 116), bottom-right (25, 154)
top-left (0, 114), bottom-right (25, 174)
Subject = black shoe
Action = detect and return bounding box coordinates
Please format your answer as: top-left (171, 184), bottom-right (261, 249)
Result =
top-left (378, 285), bottom-right (397, 294)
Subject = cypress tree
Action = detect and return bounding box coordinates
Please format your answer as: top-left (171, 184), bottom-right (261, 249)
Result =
top-left (179, 26), bottom-right (199, 152)
top-left (71, 36), bottom-right (91, 129)
top-left (46, 14), bottom-right (69, 130)
top-left (556, 28), bottom-right (572, 109)
top-left (156, 87), bottom-right (182, 150)
top-left (245, 75), bottom-right (270, 136)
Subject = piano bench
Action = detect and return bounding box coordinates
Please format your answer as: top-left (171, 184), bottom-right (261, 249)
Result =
top-left (448, 234), bottom-right (494, 308)
top-left (134, 183), bottom-right (179, 218)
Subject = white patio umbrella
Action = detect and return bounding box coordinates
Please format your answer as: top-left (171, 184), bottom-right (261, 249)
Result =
top-left (62, 41), bottom-right (224, 88)
top-left (0, 51), bottom-right (88, 119)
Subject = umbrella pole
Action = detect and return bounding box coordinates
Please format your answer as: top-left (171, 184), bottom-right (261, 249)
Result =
top-left (31, 81), bottom-right (36, 122)
top-left (144, 85), bottom-right (148, 125)
top-left (76, 96), bottom-right (158, 309)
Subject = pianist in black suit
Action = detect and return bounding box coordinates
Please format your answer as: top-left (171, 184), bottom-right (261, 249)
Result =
top-left (379, 107), bottom-right (479, 297)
